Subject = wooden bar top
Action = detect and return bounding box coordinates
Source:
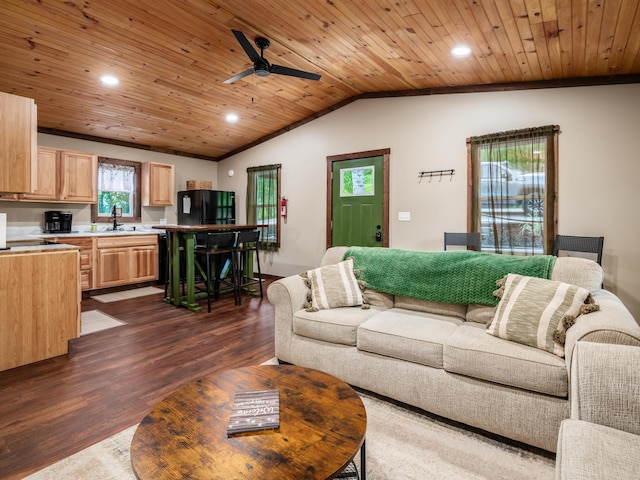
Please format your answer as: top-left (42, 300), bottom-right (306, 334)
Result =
top-left (152, 224), bottom-right (263, 232)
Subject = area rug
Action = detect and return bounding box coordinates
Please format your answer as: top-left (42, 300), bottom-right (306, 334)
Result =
top-left (91, 286), bottom-right (164, 303)
top-left (25, 387), bottom-right (554, 479)
top-left (80, 310), bottom-right (127, 336)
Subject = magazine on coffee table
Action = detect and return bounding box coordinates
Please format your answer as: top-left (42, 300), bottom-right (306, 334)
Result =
top-left (227, 389), bottom-right (280, 435)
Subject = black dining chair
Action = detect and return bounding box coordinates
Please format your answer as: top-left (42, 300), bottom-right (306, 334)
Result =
top-left (235, 230), bottom-right (263, 304)
top-left (194, 231), bottom-right (240, 312)
top-left (444, 232), bottom-right (482, 251)
top-left (553, 235), bottom-right (604, 266)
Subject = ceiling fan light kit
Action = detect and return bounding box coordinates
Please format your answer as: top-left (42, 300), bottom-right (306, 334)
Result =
top-left (224, 30), bottom-right (321, 84)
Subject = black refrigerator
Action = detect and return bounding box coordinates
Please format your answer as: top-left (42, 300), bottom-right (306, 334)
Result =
top-left (177, 190), bottom-right (236, 225)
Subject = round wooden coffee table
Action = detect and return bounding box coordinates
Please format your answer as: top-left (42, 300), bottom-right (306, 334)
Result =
top-left (130, 365), bottom-right (367, 479)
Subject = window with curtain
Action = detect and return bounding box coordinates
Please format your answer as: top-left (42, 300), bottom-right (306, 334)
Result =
top-left (246, 164), bottom-right (281, 251)
top-left (92, 157), bottom-right (142, 223)
top-left (468, 125), bottom-right (558, 255)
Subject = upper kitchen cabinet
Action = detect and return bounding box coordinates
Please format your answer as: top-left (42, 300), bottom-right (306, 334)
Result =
top-left (20, 147), bottom-right (58, 201)
top-left (20, 147), bottom-right (97, 203)
top-left (142, 161), bottom-right (174, 206)
top-left (0, 92), bottom-right (37, 194)
top-left (60, 150), bottom-right (98, 202)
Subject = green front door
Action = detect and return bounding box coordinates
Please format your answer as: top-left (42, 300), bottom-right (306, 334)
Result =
top-left (331, 156), bottom-right (384, 247)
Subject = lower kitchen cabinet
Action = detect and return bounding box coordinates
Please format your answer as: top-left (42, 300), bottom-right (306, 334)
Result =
top-left (48, 236), bottom-right (94, 290)
top-left (96, 235), bottom-right (158, 288)
top-left (0, 247), bottom-right (80, 371)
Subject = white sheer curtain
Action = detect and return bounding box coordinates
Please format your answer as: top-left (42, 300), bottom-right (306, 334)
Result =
top-left (98, 163), bottom-right (135, 192)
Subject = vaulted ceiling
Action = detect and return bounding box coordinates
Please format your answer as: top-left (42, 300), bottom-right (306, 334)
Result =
top-left (1, 1), bottom-right (639, 161)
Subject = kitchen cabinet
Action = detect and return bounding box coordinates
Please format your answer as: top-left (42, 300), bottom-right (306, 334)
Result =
top-left (96, 235), bottom-right (158, 288)
top-left (49, 236), bottom-right (94, 290)
top-left (0, 246), bottom-right (80, 372)
top-left (20, 147), bottom-right (97, 203)
top-left (60, 150), bottom-right (98, 202)
top-left (0, 92), bottom-right (37, 194)
top-left (20, 147), bottom-right (59, 201)
top-left (142, 161), bottom-right (175, 206)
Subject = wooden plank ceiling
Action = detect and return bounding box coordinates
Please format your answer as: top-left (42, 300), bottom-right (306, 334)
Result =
top-left (1, 0), bottom-right (639, 161)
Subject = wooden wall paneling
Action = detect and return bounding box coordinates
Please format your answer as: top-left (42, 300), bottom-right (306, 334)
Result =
top-left (583, 0), bottom-right (606, 77)
top-left (494, 0), bottom-right (532, 80)
top-left (1, 0), bottom-right (640, 159)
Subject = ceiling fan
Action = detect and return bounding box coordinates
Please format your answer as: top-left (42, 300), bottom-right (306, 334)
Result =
top-left (223, 29), bottom-right (321, 84)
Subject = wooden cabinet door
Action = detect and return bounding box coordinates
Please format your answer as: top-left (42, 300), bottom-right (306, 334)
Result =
top-left (20, 147), bottom-right (59, 200)
top-left (0, 92), bottom-right (36, 194)
top-left (60, 151), bottom-right (97, 203)
top-left (131, 245), bottom-right (159, 282)
top-left (97, 248), bottom-right (129, 287)
top-left (142, 162), bottom-right (175, 206)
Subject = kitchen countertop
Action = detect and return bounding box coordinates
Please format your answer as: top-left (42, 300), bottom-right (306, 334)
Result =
top-left (6, 226), bottom-right (165, 243)
top-left (36, 230), bottom-right (163, 238)
top-left (0, 243), bottom-right (80, 255)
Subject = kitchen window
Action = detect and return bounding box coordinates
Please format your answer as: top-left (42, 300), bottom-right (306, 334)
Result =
top-left (468, 125), bottom-right (558, 255)
top-left (246, 164), bottom-right (281, 250)
top-left (91, 157), bottom-right (142, 223)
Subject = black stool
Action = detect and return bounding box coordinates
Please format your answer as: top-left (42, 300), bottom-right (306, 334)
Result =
top-left (194, 231), bottom-right (239, 312)
top-left (235, 230), bottom-right (263, 304)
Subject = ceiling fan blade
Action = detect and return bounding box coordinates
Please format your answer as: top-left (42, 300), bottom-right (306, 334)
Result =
top-left (270, 64), bottom-right (321, 81)
top-left (223, 68), bottom-right (255, 84)
top-left (231, 29), bottom-right (262, 63)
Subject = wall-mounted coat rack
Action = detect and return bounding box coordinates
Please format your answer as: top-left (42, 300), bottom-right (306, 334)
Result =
top-left (418, 169), bottom-right (455, 182)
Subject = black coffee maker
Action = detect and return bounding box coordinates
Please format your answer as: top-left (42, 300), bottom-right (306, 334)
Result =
top-left (44, 211), bottom-right (73, 233)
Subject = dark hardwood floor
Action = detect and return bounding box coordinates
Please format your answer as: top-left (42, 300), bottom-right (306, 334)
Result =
top-left (0, 277), bottom-right (278, 480)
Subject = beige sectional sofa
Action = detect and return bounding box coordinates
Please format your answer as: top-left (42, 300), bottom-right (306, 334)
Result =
top-left (556, 342), bottom-right (640, 479)
top-left (267, 246), bottom-right (640, 453)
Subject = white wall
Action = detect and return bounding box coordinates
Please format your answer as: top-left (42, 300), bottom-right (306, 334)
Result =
top-left (1, 133), bottom-right (218, 227)
top-left (2, 84), bottom-right (637, 320)
top-left (217, 83), bottom-right (640, 320)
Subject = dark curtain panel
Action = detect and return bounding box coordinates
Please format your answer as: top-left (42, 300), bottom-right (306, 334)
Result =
top-left (246, 164), bottom-right (281, 251)
top-left (468, 125), bottom-right (557, 255)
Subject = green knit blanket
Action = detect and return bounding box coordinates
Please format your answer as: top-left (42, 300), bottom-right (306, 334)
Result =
top-left (343, 247), bottom-right (556, 306)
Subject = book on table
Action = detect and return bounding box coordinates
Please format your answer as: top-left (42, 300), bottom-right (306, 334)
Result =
top-left (227, 389), bottom-right (280, 435)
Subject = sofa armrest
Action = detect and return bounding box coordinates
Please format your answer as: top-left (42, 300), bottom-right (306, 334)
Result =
top-left (266, 274), bottom-right (309, 363)
top-left (564, 290), bottom-right (640, 373)
top-left (570, 341), bottom-right (640, 436)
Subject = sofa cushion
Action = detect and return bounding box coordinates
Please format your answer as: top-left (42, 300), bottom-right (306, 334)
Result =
top-left (466, 304), bottom-right (496, 324)
top-left (303, 258), bottom-right (363, 311)
top-left (557, 420), bottom-right (640, 480)
top-left (394, 296), bottom-right (467, 320)
top-left (357, 309), bottom-right (463, 369)
top-left (552, 257), bottom-right (604, 292)
top-left (363, 289), bottom-right (395, 309)
top-left (293, 306), bottom-right (383, 346)
top-left (487, 274), bottom-right (598, 357)
top-left (444, 323), bottom-right (568, 397)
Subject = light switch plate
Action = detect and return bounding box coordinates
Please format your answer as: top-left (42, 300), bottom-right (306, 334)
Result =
top-left (398, 211), bottom-right (411, 221)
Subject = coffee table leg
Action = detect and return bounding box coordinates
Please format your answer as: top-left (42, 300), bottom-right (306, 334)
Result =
top-left (360, 438), bottom-right (366, 480)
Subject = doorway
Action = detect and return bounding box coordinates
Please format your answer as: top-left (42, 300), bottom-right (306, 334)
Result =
top-left (326, 149), bottom-right (390, 248)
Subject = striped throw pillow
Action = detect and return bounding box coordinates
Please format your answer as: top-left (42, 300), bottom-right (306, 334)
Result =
top-left (486, 274), bottom-right (597, 357)
top-left (306, 259), bottom-right (364, 311)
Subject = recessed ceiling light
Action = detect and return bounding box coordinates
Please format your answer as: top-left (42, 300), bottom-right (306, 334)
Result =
top-left (451, 45), bottom-right (472, 58)
top-left (225, 113), bottom-right (239, 123)
top-left (100, 74), bottom-right (120, 86)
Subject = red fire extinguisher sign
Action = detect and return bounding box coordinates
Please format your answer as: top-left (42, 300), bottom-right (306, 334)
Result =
top-left (281, 197), bottom-right (287, 217)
